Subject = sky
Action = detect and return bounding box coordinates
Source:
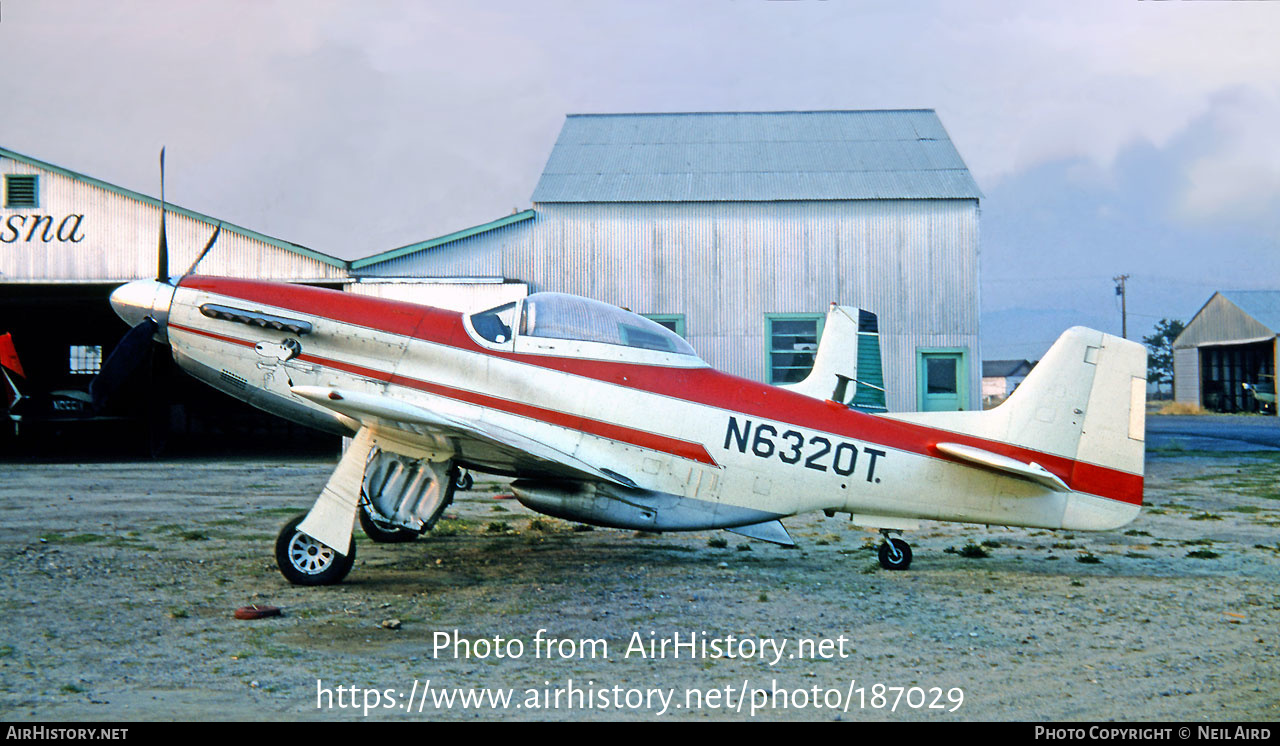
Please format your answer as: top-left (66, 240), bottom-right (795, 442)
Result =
top-left (2, 0), bottom-right (1278, 361)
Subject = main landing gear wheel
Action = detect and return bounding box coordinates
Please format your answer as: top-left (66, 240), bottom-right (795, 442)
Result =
top-left (359, 505), bottom-right (419, 543)
top-left (275, 514), bottom-right (356, 586)
top-left (877, 536), bottom-right (913, 571)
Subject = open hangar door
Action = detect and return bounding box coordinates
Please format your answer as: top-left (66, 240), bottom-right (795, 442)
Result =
top-left (0, 283), bottom-right (340, 458)
top-left (1198, 340), bottom-right (1276, 414)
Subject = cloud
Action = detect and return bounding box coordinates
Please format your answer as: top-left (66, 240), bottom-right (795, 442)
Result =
top-left (1177, 87), bottom-right (1280, 225)
top-left (2, 0), bottom-right (1278, 261)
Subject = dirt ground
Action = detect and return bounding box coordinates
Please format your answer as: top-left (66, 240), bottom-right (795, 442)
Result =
top-left (0, 446), bottom-right (1277, 721)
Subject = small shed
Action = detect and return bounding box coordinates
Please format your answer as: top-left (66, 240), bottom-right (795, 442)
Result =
top-left (981, 359), bottom-right (1036, 407)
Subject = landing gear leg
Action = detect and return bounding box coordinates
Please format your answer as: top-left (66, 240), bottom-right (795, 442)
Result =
top-left (877, 529), bottom-right (912, 571)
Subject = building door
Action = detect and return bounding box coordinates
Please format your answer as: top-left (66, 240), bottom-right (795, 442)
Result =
top-left (919, 350), bottom-right (966, 411)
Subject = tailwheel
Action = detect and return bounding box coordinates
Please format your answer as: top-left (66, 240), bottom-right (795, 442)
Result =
top-left (877, 533), bottom-right (912, 571)
top-left (275, 514), bottom-right (356, 586)
top-left (359, 504), bottom-right (419, 543)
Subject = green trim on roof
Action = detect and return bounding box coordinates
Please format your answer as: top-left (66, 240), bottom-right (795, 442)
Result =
top-left (0, 145), bottom-right (348, 269)
top-left (351, 209), bottom-right (536, 270)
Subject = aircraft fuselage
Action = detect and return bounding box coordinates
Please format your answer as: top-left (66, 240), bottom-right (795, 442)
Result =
top-left (131, 277), bottom-right (1141, 536)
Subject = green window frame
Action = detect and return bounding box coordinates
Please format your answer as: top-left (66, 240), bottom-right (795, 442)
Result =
top-left (4, 174), bottom-right (39, 208)
top-left (766, 313), bottom-right (824, 385)
top-left (643, 314), bottom-right (686, 338)
top-left (916, 347), bottom-right (969, 411)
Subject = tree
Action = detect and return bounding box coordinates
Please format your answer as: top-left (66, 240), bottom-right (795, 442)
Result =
top-left (1142, 318), bottom-right (1185, 397)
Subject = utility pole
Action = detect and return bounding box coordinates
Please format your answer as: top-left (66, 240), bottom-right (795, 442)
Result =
top-left (1113, 274), bottom-right (1130, 339)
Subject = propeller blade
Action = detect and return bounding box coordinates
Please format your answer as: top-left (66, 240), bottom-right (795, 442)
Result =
top-left (89, 318), bottom-right (158, 412)
top-left (182, 223), bottom-right (222, 279)
top-left (157, 147), bottom-right (169, 283)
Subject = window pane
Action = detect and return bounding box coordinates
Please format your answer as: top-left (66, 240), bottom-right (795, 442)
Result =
top-left (520, 293), bottom-right (695, 355)
top-left (769, 317), bottom-right (820, 384)
top-left (926, 357), bottom-right (957, 394)
top-left (69, 345), bottom-right (102, 375)
top-left (470, 302), bottom-right (516, 343)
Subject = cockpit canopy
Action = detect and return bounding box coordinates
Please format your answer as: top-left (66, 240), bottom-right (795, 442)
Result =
top-left (470, 292), bottom-right (697, 357)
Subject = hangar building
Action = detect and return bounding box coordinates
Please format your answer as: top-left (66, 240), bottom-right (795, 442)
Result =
top-left (1173, 291), bottom-right (1279, 414)
top-left (3, 108), bottom-right (985, 456)
top-left (353, 110), bottom-right (984, 412)
top-left (0, 146), bottom-right (349, 451)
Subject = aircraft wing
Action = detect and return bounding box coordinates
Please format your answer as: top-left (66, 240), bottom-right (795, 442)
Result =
top-left (290, 385), bottom-right (639, 489)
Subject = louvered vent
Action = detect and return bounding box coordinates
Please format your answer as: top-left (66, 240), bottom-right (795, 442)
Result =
top-left (4, 175), bottom-right (38, 208)
top-left (219, 369), bottom-right (248, 391)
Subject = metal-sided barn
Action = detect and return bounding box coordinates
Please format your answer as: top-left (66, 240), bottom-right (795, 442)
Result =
top-left (353, 110), bottom-right (984, 413)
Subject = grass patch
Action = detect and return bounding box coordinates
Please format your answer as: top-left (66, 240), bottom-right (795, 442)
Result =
top-left (707, 537), bottom-right (728, 549)
top-left (946, 542), bottom-right (989, 559)
top-left (1186, 549), bottom-right (1221, 560)
top-left (1189, 512), bottom-right (1223, 521)
top-left (39, 532), bottom-right (100, 544)
top-left (1076, 553), bottom-right (1102, 564)
top-left (1157, 402), bottom-right (1205, 415)
top-left (431, 519), bottom-right (471, 537)
top-left (255, 507), bottom-right (309, 517)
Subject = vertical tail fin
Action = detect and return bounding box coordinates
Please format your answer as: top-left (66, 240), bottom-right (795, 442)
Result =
top-left (781, 304), bottom-right (887, 412)
top-left (996, 327), bottom-right (1148, 478)
top-left (886, 327), bottom-right (1148, 529)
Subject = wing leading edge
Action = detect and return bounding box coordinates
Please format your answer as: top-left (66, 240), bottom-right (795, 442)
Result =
top-left (934, 441), bottom-right (1070, 493)
top-left (290, 385), bottom-right (639, 489)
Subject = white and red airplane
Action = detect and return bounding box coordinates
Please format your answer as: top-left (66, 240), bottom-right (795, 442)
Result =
top-left (105, 268), bottom-right (1147, 585)
top-left (99, 159), bottom-right (1147, 585)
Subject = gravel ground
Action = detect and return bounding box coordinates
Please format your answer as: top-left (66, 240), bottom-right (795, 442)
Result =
top-left (0, 448), bottom-right (1277, 721)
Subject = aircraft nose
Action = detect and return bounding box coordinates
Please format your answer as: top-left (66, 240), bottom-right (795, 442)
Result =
top-left (109, 280), bottom-right (175, 340)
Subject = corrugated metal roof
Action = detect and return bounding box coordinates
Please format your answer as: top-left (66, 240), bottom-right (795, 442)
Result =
top-left (1174, 290), bottom-right (1280, 348)
top-left (350, 209), bottom-right (536, 270)
top-left (0, 145), bottom-right (348, 269)
top-left (531, 110), bottom-right (982, 203)
top-left (983, 359), bottom-right (1036, 378)
top-left (1220, 290), bottom-right (1280, 334)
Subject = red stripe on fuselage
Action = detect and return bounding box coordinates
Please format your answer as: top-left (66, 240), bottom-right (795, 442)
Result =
top-left (168, 320), bottom-right (717, 467)
top-left (178, 277), bottom-right (1143, 505)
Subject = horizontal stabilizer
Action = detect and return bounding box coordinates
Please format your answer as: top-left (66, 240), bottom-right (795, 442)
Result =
top-left (725, 519), bottom-right (794, 546)
top-left (934, 442), bottom-right (1070, 493)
